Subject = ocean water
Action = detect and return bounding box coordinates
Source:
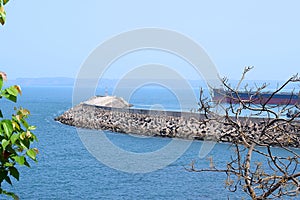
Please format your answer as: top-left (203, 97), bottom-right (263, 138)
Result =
top-left (0, 86), bottom-right (295, 199)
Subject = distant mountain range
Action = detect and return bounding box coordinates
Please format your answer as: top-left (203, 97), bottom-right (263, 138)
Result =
top-left (7, 77), bottom-right (206, 88)
top-left (6, 77), bottom-right (298, 91)
top-left (7, 77), bottom-right (75, 87)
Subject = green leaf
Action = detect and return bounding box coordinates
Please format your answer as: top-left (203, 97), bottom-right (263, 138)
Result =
top-left (19, 132), bottom-right (25, 140)
top-left (0, 110), bottom-right (3, 118)
top-left (0, 76), bottom-right (3, 90)
top-left (1, 189), bottom-right (19, 200)
top-left (5, 86), bottom-right (19, 96)
top-left (2, 138), bottom-right (9, 149)
top-left (0, 17), bottom-right (4, 25)
top-left (24, 159), bottom-right (30, 167)
top-left (2, 120), bottom-right (13, 137)
top-left (0, 170), bottom-right (8, 182)
top-left (9, 167), bottom-right (19, 181)
top-left (5, 176), bottom-right (12, 185)
top-left (26, 149), bottom-right (36, 160)
top-left (20, 139), bottom-right (30, 149)
top-left (12, 121), bottom-right (20, 131)
top-left (0, 10), bottom-right (5, 25)
top-left (10, 133), bottom-right (19, 144)
top-left (28, 125), bottom-right (36, 131)
top-left (2, 93), bottom-right (17, 102)
top-left (21, 118), bottom-right (29, 129)
top-left (3, 0), bottom-right (10, 5)
top-left (12, 156), bottom-right (25, 165)
top-left (8, 94), bottom-right (17, 102)
top-left (32, 133), bottom-right (38, 142)
top-left (4, 162), bottom-right (13, 167)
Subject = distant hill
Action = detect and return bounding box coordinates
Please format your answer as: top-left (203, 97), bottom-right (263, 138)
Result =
top-left (7, 77), bottom-right (74, 87)
top-left (6, 77), bottom-right (298, 91)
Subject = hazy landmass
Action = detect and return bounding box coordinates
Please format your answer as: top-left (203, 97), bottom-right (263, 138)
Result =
top-left (6, 77), bottom-right (299, 91)
top-left (7, 77), bottom-right (75, 87)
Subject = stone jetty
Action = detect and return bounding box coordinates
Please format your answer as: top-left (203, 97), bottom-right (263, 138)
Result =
top-left (55, 96), bottom-right (300, 147)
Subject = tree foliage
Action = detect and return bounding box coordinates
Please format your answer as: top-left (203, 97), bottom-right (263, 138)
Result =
top-left (0, 0), bottom-right (9, 25)
top-left (189, 67), bottom-right (300, 199)
top-left (0, 72), bottom-right (38, 199)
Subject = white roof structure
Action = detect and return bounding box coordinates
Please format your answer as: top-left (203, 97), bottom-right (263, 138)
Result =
top-left (84, 96), bottom-right (132, 108)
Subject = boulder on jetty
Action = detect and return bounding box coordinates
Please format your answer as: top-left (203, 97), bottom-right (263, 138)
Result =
top-left (55, 96), bottom-right (300, 147)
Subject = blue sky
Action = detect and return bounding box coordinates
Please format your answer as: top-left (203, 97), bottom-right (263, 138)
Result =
top-left (1, 0), bottom-right (300, 81)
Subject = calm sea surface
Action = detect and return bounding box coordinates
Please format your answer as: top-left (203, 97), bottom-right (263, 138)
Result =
top-left (1, 86), bottom-right (295, 199)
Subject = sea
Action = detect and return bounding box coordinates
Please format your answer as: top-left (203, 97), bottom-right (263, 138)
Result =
top-left (1, 86), bottom-right (298, 199)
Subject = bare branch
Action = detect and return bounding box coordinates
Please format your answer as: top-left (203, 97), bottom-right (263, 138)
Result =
top-left (189, 68), bottom-right (300, 199)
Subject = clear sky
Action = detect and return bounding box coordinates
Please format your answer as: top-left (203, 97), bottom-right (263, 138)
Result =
top-left (1, 0), bottom-right (300, 81)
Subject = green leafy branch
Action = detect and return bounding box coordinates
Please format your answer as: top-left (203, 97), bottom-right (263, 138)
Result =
top-left (0, 72), bottom-right (38, 199)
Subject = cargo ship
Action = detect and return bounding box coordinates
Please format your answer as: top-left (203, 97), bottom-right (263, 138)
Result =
top-left (212, 88), bottom-right (300, 105)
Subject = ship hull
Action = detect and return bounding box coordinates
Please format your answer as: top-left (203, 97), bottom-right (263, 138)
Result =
top-left (212, 89), bottom-right (300, 105)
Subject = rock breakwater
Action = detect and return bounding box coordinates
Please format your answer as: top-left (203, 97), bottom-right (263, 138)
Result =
top-left (55, 99), bottom-right (300, 147)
